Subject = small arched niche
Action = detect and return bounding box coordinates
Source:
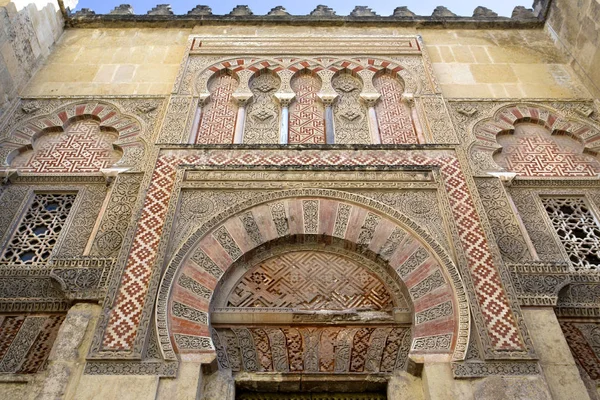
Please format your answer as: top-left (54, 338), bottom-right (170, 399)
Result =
top-left (210, 243), bottom-right (412, 374)
top-left (11, 118), bottom-right (122, 173)
top-left (288, 69), bottom-right (326, 144)
top-left (243, 69), bottom-right (281, 144)
top-left (373, 70), bottom-right (417, 145)
top-left (493, 122), bottom-right (600, 177)
top-left (196, 69), bottom-right (240, 144)
top-left (331, 69), bottom-right (370, 144)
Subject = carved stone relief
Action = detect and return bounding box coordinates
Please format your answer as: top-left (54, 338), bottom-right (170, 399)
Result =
top-left (244, 72), bottom-right (281, 144)
top-left (475, 178), bottom-right (532, 263)
top-left (331, 72), bottom-right (370, 144)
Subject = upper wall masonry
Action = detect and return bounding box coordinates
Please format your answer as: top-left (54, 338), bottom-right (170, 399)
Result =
top-left (66, 2), bottom-right (551, 28)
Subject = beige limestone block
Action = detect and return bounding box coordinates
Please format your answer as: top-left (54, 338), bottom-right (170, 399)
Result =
top-left (0, 383), bottom-right (29, 400)
top-left (200, 371), bottom-right (234, 400)
top-left (522, 308), bottom-right (591, 400)
top-left (93, 64), bottom-right (117, 83)
top-left (470, 46), bottom-right (492, 64)
top-left (470, 64), bottom-right (518, 84)
top-left (387, 371), bottom-right (424, 400)
top-left (438, 46), bottom-right (456, 63)
top-left (440, 84), bottom-right (494, 98)
top-left (422, 362), bottom-right (474, 400)
top-left (156, 362), bottom-right (202, 400)
top-left (113, 64), bottom-right (136, 83)
top-left (71, 375), bottom-right (159, 400)
top-left (426, 47), bottom-right (442, 63)
top-left (452, 47), bottom-right (476, 64)
top-left (432, 64), bottom-right (475, 85)
top-left (1, 41), bottom-right (20, 81)
top-left (472, 376), bottom-right (552, 400)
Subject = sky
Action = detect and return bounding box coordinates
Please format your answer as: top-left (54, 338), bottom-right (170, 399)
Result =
top-left (73, 1), bottom-right (532, 18)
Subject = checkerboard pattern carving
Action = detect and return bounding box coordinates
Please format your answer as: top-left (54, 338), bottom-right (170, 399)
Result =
top-left (373, 73), bottom-right (417, 144)
top-left (13, 120), bottom-right (120, 173)
top-left (289, 72), bottom-right (326, 144)
top-left (102, 150), bottom-right (522, 353)
top-left (196, 73), bottom-right (238, 144)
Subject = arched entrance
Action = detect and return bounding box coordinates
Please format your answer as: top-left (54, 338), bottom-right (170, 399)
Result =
top-left (156, 191), bottom-right (470, 373)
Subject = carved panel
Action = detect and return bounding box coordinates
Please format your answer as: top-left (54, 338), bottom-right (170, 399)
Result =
top-left (289, 71), bottom-right (326, 144)
top-left (215, 326), bottom-right (410, 373)
top-left (373, 73), bottom-right (417, 144)
top-left (0, 314), bottom-right (64, 374)
top-left (227, 251), bottom-right (395, 310)
top-left (475, 178), bottom-right (531, 263)
top-left (91, 174), bottom-right (142, 257)
top-left (561, 321), bottom-right (600, 382)
top-left (332, 72), bottom-right (370, 144)
top-left (196, 72), bottom-right (239, 144)
top-left (11, 120), bottom-right (121, 173)
top-left (244, 73), bottom-right (281, 144)
top-left (495, 123), bottom-right (600, 177)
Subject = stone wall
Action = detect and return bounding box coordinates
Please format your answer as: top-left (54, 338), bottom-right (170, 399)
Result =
top-left (0, 0), bottom-right (64, 120)
top-left (544, 0), bottom-right (600, 98)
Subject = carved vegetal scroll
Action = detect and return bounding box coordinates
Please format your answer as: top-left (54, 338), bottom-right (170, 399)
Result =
top-left (243, 72), bottom-right (281, 144)
top-left (332, 71), bottom-right (370, 144)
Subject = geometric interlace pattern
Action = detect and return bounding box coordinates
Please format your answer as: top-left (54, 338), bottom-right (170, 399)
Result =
top-left (0, 314), bottom-right (65, 374)
top-left (196, 73), bottom-right (239, 144)
top-left (14, 120), bottom-right (120, 173)
top-left (495, 123), bottom-right (600, 177)
top-left (102, 151), bottom-right (522, 352)
top-left (560, 321), bottom-right (600, 381)
top-left (542, 197), bottom-right (600, 271)
top-left (373, 74), bottom-right (417, 144)
top-left (289, 72), bottom-right (326, 144)
top-left (227, 251), bottom-right (394, 310)
top-left (1, 194), bottom-right (75, 265)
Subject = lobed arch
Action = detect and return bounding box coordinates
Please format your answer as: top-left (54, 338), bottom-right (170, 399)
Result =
top-left (156, 189), bottom-right (470, 366)
top-left (0, 100), bottom-right (147, 173)
top-left (194, 56), bottom-right (420, 97)
top-left (468, 104), bottom-right (600, 176)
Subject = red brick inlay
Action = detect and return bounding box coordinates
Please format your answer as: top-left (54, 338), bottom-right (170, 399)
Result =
top-left (102, 150), bottom-right (523, 352)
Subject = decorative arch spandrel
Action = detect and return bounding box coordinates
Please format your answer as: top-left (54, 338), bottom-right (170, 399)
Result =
top-left (1, 100), bottom-right (147, 174)
top-left (156, 191), bottom-right (470, 367)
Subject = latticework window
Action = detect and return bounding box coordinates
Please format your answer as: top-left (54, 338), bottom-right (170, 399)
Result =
top-left (1, 194), bottom-right (76, 265)
top-left (542, 197), bottom-right (600, 271)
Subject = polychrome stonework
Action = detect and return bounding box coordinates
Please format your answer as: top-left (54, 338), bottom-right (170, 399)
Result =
top-left (0, 0), bottom-right (599, 399)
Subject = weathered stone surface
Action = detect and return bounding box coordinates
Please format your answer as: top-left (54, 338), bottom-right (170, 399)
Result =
top-left (473, 6), bottom-right (498, 18)
top-left (200, 370), bottom-right (234, 400)
top-left (473, 376), bottom-right (552, 400)
top-left (267, 6), bottom-right (289, 16)
top-left (432, 6), bottom-right (457, 18)
top-left (512, 6), bottom-right (536, 19)
top-left (393, 7), bottom-right (416, 17)
top-left (228, 5), bottom-right (252, 16)
top-left (147, 4), bottom-right (173, 16)
top-left (110, 4), bottom-right (134, 15)
top-left (309, 5), bottom-right (335, 16)
top-left (187, 5), bottom-right (212, 16)
top-left (350, 6), bottom-right (376, 17)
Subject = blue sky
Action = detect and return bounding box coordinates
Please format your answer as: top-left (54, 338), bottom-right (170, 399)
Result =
top-left (73, 1), bottom-right (532, 18)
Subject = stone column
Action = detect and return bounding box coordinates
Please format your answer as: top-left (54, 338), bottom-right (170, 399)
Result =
top-left (522, 308), bottom-right (592, 400)
top-left (232, 95), bottom-right (250, 144)
top-left (402, 92), bottom-right (425, 143)
top-left (188, 94), bottom-right (209, 144)
top-left (316, 69), bottom-right (337, 144)
top-left (35, 303), bottom-right (101, 400)
top-left (275, 93), bottom-right (294, 144)
top-left (321, 96), bottom-right (336, 144)
top-left (361, 93), bottom-right (381, 144)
